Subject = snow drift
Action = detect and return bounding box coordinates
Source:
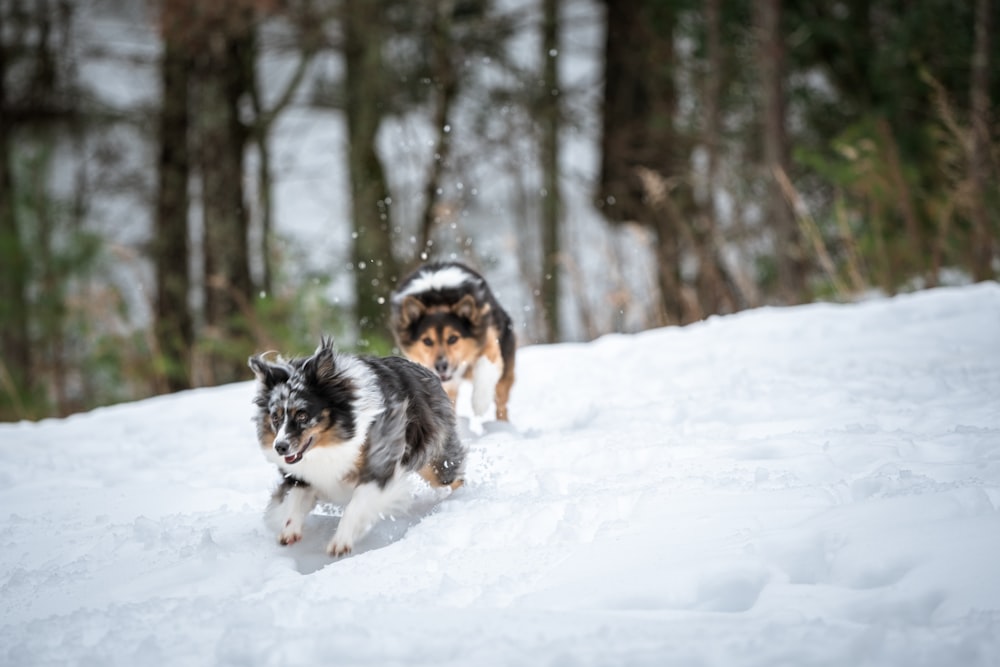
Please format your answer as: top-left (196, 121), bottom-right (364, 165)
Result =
top-left (2, 283), bottom-right (999, 666)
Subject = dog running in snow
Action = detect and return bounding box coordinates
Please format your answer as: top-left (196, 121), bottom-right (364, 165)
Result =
top-left (249, 338), bottom-right (465, 557)
top-left (390, 261), bottom-right (516, 421)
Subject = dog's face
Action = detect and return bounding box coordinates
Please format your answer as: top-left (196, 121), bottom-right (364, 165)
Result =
top-left (249, 345), bottom-right (355, 465)
top-left (397, 294), bottom-right (483, 382)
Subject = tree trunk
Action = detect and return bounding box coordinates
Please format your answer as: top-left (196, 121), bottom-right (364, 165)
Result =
top-left (0, 7), bottom-right (33, 417)
top-left (695, 0), bottom-right (746, 315)
top-left (153, 0), bottom-right (194, 393)
top-left (540, 0), bottom-right (561, 342)
top-left (248, 4), bottom-right (320, 299)
top-left (254, 122), bottom-right (275, 297)
top-left (344, 0), bottom-right (400, 348)
top-left (756, 0), bottom-right (806, 303)
top-left (598, 0), bottom-right (685, 324)
top-left (416, 0), bottom-right (458, 263)
top-left (969, 0), bottom-right (994, 281)
top-left (652, 209), bottom-right (685, 326)
top-left (194, 7), bottom-right (255, 383)
top-left (701, 0), bottom-right (723, 307)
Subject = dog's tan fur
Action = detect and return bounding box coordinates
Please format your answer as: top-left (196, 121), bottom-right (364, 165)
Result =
top-left (391, 263), bottom-right (516, 421)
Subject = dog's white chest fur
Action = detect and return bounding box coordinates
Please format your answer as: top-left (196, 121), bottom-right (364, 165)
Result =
top-left (265, 442), bottom-right (361, 505)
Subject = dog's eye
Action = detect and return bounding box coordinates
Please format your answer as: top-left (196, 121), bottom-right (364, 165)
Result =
top-left (295, 412), bottom-right (309, 425)
top-left (422, 337), bottom-right (434, 347)
top-left (446, 335), bottom-right (459, 345)
top-left (270, 413), bottom-right (282, 428)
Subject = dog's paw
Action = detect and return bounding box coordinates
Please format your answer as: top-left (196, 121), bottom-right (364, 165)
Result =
top-left (326, 538), bottom-right (353, 558)
top-left (278, 518), bottom-right (303, 545)
top-left (278, 531), bottom-right (302, 545)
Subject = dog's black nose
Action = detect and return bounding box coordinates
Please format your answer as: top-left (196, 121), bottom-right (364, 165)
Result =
top-left (274, 440), bottom-right (289, 455)
top-left (435, 357), bottom-right (449, 374)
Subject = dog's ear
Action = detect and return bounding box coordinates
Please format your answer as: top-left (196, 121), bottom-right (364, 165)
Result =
top-left (453, 293), bottom-right (486, 325)
top-left (303, 341), bottom-right (337, 384)
top-left (399, 295), bottom-right (426, 328)
top-left (248, 354), bottom-right (290, 387)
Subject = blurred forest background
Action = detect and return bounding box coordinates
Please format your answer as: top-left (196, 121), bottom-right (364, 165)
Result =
top-left (0, 0), bottom-right (997, 421)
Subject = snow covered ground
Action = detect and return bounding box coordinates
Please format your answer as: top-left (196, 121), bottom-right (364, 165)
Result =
top-left (2, 282), bottom-right (999, 666)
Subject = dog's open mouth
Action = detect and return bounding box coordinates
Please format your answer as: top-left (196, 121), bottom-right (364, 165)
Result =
top-left (282, 436), bottom-right (314, 465)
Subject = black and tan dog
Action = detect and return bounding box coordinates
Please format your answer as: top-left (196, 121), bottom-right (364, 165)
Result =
top-left (390, 261), bottom-right (516, 421)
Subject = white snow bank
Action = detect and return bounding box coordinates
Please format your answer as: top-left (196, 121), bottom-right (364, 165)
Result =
top-left (2, 283), bottom-right (999, 666)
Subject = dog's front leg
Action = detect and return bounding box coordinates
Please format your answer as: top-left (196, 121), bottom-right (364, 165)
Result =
top-left (326, 481), bottom-right (397, 557)
top-left (275, 483), bottom-right (317, 545)
top-left (471, 356), bottom-right (502, 417)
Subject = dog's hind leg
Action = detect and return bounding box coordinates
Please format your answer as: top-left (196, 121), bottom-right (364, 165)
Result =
top-left (327, 477), bottom-right (410, 557)
top-left (419, 430), bottom-right (466, 490)
top-left (495, 322), bottom-right (516, 421)
top-left (494, 368), bottom-right (514, 421)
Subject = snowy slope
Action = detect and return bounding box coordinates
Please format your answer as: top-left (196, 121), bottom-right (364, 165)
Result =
top-left (2, 283), bottom-right (999, 666)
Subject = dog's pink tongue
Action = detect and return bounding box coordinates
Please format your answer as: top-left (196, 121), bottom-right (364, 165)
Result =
top-left (284, 453), bottom-right (301, 464)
